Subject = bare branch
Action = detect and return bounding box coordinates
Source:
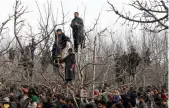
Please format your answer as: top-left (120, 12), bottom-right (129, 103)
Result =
top-left (107, 0), bottom-right (168, 32)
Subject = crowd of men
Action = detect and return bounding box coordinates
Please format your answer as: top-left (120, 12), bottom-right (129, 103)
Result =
top-left (0, 84), bottom-right (168, 108)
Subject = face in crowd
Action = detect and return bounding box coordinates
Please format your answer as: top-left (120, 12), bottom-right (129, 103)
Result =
top-left (67, 100), bottom-right (74, 107)
top-left (59, 97), bottom-right (67, 105)
top-left (162, 99), bottom-right (167, 106)
top-left (98, 103), bottom-right (103, 108)
top-left (98, 100), bottom-right (106, 108)
top-left (138, 96), bottom-right (144, 103)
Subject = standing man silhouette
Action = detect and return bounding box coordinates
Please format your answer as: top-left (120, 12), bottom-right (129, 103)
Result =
top-left (71, 12), bottom-right (85, 52)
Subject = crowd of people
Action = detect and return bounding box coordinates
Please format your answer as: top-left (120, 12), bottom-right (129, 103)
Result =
top-left (0, 85), bottom-right (168, 108)
top-left (1, 9), bottom-right (168, 108)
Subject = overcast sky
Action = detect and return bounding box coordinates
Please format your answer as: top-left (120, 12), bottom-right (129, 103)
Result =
top-left (0, 0), bottom-right (143, 48)
top-left (0, 0), bottom-right (133, 30)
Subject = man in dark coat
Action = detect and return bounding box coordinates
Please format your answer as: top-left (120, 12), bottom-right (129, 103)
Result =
top-left (59, 48), bottom-right (76, 82)
top-left (143, 48), bottom-right (151, 65)
top-left (120, 52), bottom-right (128, 71)
top-left (114, 53), bottom-right (122, 83)
top-left (71, 12), bottom-right (85, 52)
top-left (29, 38), bottom-right (36, 61)
top-left (128, 87), bottom-right (137, 107)
top-left (52, 29), bottom-right (71, 67)
top-left (128, 46), bottom-right (140, 77)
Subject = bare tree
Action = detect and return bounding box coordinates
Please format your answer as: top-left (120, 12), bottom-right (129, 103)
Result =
top-left (108, 0), bottom-right (168, 32)
top-left (14, 0), bottom-right (28, 51)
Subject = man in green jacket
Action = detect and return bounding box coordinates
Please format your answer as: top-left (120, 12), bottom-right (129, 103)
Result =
top-left (71, 12), bottom-right (85, 52)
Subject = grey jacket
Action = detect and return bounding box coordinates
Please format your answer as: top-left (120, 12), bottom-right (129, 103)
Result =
top-left (137, 102), bottom-right (148, 108)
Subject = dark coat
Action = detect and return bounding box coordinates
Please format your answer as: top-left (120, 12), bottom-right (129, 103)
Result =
top-left (52, 33), bottom-right (71, 61)
top-left (57, 33), bottom-right (71, 50)
top-left (137, 102), bottom-right (148, 108)
top-left (60, 104), bottom-right (69, 108)
top-left (129, 91), bottom-right (137, 107)
top-left (127, 51), bottom-right (140, 76)
top-left (52, 42), bottom-right (61, 62)
top-left (71, 17), bottom-right (85, 45)
top-left (128, 52), bottom-right (140, 69)
top-left (121, 93), bottom-right (130, 108)
top-left (60, 53), bottom-right (76, 82)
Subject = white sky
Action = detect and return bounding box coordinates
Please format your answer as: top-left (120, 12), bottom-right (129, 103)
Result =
top-left (0, 0), bottom-right (144, 48)
top-left (0, 0), bottom-right (132, 30)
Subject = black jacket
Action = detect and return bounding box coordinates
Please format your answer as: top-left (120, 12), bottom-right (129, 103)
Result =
top-left (52, 33), bottom-right (71, 60)
top-left (60, 53), bottom-right (76, 81)
top-left (57, 33), bottom-right (71, 50)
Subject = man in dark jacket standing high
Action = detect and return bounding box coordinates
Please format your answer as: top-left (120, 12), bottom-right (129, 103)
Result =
top-left (71, 12), bottom-right (85, 52)
top-left (59, 48), bottom-right (76, 82)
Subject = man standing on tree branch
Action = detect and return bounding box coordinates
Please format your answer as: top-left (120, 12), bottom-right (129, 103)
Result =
top-left (52, 29), bottom-right (71, 67)
top-left (59, 48), bottom-right (76, 83)
top-left (71, 12), bottom-right (85, 52)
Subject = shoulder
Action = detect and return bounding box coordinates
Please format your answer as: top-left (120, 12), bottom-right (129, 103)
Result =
top-left (78, 17), bottom-right (83, 20)
top-left (72, 53), bottom-right (75, 56)
top-left (69, 54), bottom-right (75, 58)
top-left (78, 17), bottom-right (83, 21)
top-left (72, 18), bottom-right (76, 21)
top-left (62, 33), bottom-right (67, 37)
top-left (62, 33), bottom-right (70, 40)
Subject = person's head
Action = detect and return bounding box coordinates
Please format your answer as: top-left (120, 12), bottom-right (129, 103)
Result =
top-left (23, 88), bottom-right (29, 95)
top-left (32, 95), bottom-right (38, 103)
top-left (138, 95), bottom-right (144, 103)
top-left (150, 90), bottom-right (154, 95)
top-left (153, 89), bottom-right (158, 94)
top-left (114, 90), bottom-right (120, 95)
top-left (28, 87), bottom-right (38, 97)
top-left (68, 48), bottom-right (73, 54)
top-left (59, 96), bottom-right (66, 104)
top-left (118, 99), bottom-right (122, 104)
top-left (74, 12), bottom-right (79, 18)
top-left (161, 99), bottom-right (167, 105)
top-left (56, 29), bottom-right (62, 35)
top-left (67, 99), bottom-right (74, 107)
top-left (98, 100), bottom-right (106, 108)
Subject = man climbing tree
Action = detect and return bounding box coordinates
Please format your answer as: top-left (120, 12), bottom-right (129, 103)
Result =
top-left (114, 53), bottom-right (124, 84)
top-left (71, 12), bottom-right (85, 52)
top-left (128, 46), bottom-right (141, 78)
top-left (59, 48), bottom-right (76, 83)
top-left (52, 29), bottom-right (71, 67)
top-left (29, 38), bottom-right (36, 61)
top-left (120, 52), bottom-right (128, 71)
top-left (144, 48), bottom-right (151, 65)
top-left (20, 45), bottom-right (33, 78)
